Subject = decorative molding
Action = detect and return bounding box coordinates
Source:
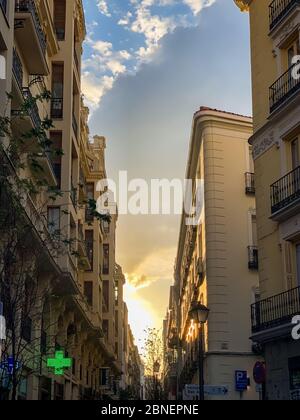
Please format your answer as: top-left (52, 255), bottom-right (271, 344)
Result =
top-left (252, 131), bottom-right (275, 160)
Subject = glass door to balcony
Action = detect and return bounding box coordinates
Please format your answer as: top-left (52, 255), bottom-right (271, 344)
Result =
top-left (296, 245), bottom-right (300, 287)
top-left (291, 138), bottom-right (299, 169)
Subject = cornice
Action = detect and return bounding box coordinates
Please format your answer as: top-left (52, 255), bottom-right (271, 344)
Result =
top-left (234, 0), bottom-right (251, 12)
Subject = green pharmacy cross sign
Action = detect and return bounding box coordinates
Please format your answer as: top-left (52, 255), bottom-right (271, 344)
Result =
top-left (47, 351), bottom-right (72, 376)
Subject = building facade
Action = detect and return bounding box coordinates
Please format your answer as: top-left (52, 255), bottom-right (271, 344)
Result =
top-left (0, 0), bottom-right (136, 400)
top-left (235, 0), bottom-right (300, 400)
top-left (165, 107), bottom-right (260, 400)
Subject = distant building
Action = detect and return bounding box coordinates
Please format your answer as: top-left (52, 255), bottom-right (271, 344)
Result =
top-left (165, 107), bottom-right (260, 400)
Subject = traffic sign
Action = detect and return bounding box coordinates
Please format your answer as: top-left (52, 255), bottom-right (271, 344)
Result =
top-left (235, 370), bottom-right (248, 392)
top-left (184, 384), bottom-right (228, 398)
top-left (253, 362), bottom-right (266, 385)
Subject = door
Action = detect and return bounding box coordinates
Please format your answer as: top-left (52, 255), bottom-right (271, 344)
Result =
top-left (296, 244), bottom-right (300, 288)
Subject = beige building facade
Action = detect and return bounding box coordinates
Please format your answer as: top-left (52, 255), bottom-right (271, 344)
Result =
top-left (0, 0), bottom-right (137, 400)
top-left (235, 0), bottom-right (300, 400)
top-left (165, 107), bottom-right (260, 400)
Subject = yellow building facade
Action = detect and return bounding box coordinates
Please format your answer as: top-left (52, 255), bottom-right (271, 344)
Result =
top-left (0, 0), bottom-right (135, 400)
top-left (166, 107), bottom-right (260, 400)
top-left (235, 0), bottom-right (300, 400)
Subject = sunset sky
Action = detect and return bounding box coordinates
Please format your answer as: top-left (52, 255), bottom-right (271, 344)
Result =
top-left (81, 0), bottom-right (252, 349)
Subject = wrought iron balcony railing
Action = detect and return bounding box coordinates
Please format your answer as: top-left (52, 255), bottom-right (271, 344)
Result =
top-left (271, 166), bottom-right (300, 214)
top-left (251, 286), bottom-right (300, 333)
top-left (15, 0), bottom-right (47, 54)
top-left (22, 87), bottom-right (41, 128)
top-left (248, 246), bottom-right (258, 270)
top-left (51, 98), bottom-right (63, 119)
top-left (13, 48), bottom-right (23, 91)
top-left (245, 172), bottom-right (255, 194)
top-left (0, 0), bottom-right (7, 15)
top-left (269, 0), bottom-right (300, 30)
top-left (72, 113), bottom-right (78, 139)
top-left (270, 63), bottom-right (300, 113)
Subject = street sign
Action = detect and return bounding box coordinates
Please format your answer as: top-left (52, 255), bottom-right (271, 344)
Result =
top-left (204, 385), bottom-right (228, 396)
top-left (253, 362), bottom-right (266, 385)
top-left (235, 370), bottom-right (248, 392)
top-left (184, 384), bottom-right (228, 399)
top-left (0, 357), bottom-right (22, 375)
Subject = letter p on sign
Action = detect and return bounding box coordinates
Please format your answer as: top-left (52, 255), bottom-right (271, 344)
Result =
top-left (0, 54), bottom-right (6, 80)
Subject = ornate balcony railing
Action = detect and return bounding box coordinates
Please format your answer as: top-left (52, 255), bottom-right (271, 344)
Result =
top-left (13, 48), bottom-right (23, 91)
top-left (11, 88), bottom-right (42, 128)
top-left (270, 166), bottom-right (300, 214)
top-left (245, 172), bottom-right (255, 194)
top-left (269, 63), bottom-right (300, 113)
top-left (51, 98), bottom-right (63, 119)
top-left (251, 286), bottom-right (300, 333)
top-left (269, 0), bottom-right (300, 30)
top-left (248, 246), bottom-right (258, 270)
top-left (72, 113), bottom-right (78, 139)
top-left (15, 0), bottom-right (47, 54)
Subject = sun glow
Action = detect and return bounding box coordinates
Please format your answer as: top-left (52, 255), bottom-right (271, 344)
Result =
top-left (123, 282), bottom-right (160, 352)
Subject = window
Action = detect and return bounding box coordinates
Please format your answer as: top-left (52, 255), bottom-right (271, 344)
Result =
top-left (103, 220), bottom-right (110, 234)
top-left (85, 183), bottom-right (94, 222)
top-left (84, 281), bottom-right (93, 306)
top-left (115, 311), bottom-right (118, 337)
top-left (21, 316), bottom-right (32, 343)
top-left (291, 138), bottom-right (300, 170)
top-left (48, 207), bottom-right (60, 235)
top-left (103, 320), bottom-right (109, 340)
top-left (85, 230), bottom-right (94, 269)
top-left (103, 280), bottom-right (109, 312)
top-left (50, 132), bottom-right (62, 188)
top-left (54, 0), bottom-right (66, 40)
top-left (51, 64), bottom-right (64, 118)
top-left (103, 244), bottom-right (109, 275)
top-left (115, 281), bottom-right (119, 305)
top-left (100, 368), bottom-right (109, 387)
top-left (54, 383), bottom-right (64, 400)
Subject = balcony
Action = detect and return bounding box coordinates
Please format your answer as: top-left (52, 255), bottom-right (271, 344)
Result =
top-left (72, 113), bottom-right (78, 139)
top-left (0, 0), bottom-right (7, 15)
top-left (11, 87), bottom-right (42, 138)
top-left (70, 185), bottom-right (77, 209)
top-left (248, 246), bottom-right (258, 270)
top-left (32, 151), bottom-right (58, 187)
top-left (269, 63), bottom-right (300, 113)
top-left (79, 170), bottom-right (87, 204)
top-left (269, 0), bottom-right (300, 31)
top-left (14, 0), bottom-right (48, 75)
top-left (245, 172), bottom-right (255, 194)
top-left (12, 48), bottom-right (23, 93)
top-left (78, 225), bottom-right (91, 271)
top-left (51, 98), bottom-right (63, 119)
top-left (251, 286), bottom-right (300, 334)
top-left (270, 166), bottom-right (300, 220)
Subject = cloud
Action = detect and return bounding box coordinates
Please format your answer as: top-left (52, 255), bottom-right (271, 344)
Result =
top-left (97, 0), bottom-right (111, 17)
top-left (125, 247), bottom-right (176, 290)
top-left (183, 0), bottom-right (217, 15)
top-left (82, 0), bottom-right (218, 111)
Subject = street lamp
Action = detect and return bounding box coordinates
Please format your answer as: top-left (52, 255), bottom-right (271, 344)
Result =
top-left (188, 301), bottom-right (209, 401)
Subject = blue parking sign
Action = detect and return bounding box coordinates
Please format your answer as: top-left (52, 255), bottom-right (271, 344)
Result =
top-left (235, 371), bottom-right (248, 392)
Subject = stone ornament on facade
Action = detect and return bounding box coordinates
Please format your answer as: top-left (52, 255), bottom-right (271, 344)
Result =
top-left (252, 131), bottom-right (275, 160)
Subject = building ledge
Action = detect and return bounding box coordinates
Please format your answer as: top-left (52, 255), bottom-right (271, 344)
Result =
top-left (251, 322), bottom-right (293, 344)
